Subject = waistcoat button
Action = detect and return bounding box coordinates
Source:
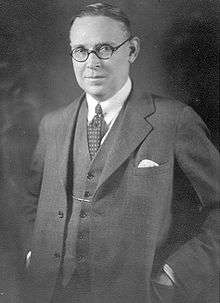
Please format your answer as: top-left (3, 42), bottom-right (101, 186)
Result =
top-left (54, 252), bottom-right (61, 259)
top-left (78, 233), bottom-right (84, 240)
top-left (80, 210), bottom-right (87, 218)
top-left (87, 172), bottom-right (94, 180)
top-left (84, 191), bottom-right (91, 198)
top-left (58, 211), bottom-right (64, 218)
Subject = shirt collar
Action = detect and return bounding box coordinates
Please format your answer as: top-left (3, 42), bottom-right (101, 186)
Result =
top-left (86, 77), bottom-right (132, 124)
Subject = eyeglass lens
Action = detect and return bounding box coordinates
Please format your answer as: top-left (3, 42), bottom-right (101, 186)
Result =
top-left (72, 46), bottom-right (113, 62)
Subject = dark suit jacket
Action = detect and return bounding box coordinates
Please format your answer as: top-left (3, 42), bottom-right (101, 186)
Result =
top-left (22, 85), bottom-right (220, 303)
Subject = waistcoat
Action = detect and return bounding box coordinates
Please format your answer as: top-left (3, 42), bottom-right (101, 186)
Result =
top-left (62, 99), bottom-right (125, 290)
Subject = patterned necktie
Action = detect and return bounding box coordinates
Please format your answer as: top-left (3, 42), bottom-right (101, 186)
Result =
top-left (87, 103), bottom-right (108, 160)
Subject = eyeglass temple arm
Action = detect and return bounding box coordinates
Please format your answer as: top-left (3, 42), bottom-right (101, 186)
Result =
top-left (112, 36), bottom-right (132, 52)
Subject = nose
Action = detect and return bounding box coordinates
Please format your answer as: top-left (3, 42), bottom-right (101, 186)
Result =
top-left (86, 51), bottom-right (101, 69)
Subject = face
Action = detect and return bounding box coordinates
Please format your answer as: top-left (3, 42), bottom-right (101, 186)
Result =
top-left (70, 16), bottom-right (139, 101)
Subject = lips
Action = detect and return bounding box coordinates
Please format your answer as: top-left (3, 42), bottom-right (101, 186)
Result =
top-left (84, 76), bottom-right (105, 79)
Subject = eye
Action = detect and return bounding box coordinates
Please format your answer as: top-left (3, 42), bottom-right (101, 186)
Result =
top-left (96, 44), bottom-right (113, 58)
top-left (73, 47), bottom-right (87, 55)
top-left (98, 44), bottom-right (112, 53)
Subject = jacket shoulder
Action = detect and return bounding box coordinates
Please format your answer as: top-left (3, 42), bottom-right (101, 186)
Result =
top-left (40, 95), bottom-right (83, 132)
top-left (151, 93), bottom-right (187, 114)
top-left (149, 93), bottom-right (209, 135)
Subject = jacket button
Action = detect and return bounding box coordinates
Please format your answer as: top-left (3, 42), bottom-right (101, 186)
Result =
top-left (84, 191), bottom-right (91, 198)
top-left (58, 211), bottom-right (64, 218)
top-left (54, 252), bottom-right (61, 259)
top-left (80, 210), bottom-right (87, 218)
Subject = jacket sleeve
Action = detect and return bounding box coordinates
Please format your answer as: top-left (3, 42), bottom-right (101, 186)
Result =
top-left (19, 117), bottom-right (47, 256)
top-left (166, 105), bottom-right (220, 300)
top-left (166, 106), bottom-right (220, 301)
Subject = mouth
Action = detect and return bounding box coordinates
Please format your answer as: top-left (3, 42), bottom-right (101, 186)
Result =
top-left (84, 76), bottom-right (106, 79)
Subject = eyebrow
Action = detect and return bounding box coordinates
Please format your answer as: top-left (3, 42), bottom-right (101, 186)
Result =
top-left (71, 41), bottom-right (116, 49)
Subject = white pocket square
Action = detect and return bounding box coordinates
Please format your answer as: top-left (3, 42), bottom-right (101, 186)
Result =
top-left (138, 159), bottom-right (159, 168)
top-left (26, 251), bottom-right (31, 269)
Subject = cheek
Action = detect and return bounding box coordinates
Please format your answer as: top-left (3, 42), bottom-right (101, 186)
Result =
top-left (73, 65), bottom-right (84, 82)
top-left (110, 56), bottom-right (129, 75)
top-left (108, 63), bottom-right (129, 83)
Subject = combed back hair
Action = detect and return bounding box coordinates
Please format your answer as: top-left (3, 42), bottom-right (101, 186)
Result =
top-left (70, 2), bottom-right (132, 37)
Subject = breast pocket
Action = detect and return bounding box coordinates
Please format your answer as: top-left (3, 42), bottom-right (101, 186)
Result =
top-left (134, 161), bottom-right (171, 176)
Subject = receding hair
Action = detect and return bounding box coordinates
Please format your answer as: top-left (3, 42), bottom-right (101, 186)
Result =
top-left (70, 2), bottom-right (132, 37)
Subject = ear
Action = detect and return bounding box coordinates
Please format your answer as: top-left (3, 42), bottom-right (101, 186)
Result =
top-left (128, 37), bottom-right (140, 63)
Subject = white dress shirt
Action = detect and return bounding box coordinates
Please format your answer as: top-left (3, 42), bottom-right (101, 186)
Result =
top-left (86, 77), bottom-right (132, 144)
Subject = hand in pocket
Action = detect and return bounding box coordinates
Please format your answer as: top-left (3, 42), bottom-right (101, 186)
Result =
top-left (150, 279), bottom-right (174, 303)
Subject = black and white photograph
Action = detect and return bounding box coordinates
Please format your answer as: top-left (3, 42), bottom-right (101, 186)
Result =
top-left (0, 1), bottom-right (219, 302)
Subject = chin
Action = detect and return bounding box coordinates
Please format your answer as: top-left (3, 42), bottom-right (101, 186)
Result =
top-left (85, 86), bottom-right (106, 99)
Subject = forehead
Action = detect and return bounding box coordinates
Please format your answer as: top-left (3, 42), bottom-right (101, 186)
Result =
top-left (70, 16), bottom-right (126, 46)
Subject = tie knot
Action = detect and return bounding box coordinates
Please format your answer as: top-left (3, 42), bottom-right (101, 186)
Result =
top-left (95, 103), bottom-right (103, 116)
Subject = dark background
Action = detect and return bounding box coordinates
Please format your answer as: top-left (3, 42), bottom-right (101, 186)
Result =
top-left (0, 0), bottom-right (219, 296)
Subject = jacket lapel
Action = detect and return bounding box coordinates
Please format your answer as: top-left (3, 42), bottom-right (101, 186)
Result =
top-left (55, 88), bottom-right (156, 191)
top-left (57, 94), bottom-right (85, 186)
top-left (96, 89), bottom-right (156, 193)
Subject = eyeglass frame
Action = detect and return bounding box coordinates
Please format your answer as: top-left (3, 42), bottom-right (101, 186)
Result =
top-left (70, 36), bottom-right (132, 62)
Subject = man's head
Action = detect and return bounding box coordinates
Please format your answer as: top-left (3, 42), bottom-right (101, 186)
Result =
top-left (69, 3), bottom-right (140, 101)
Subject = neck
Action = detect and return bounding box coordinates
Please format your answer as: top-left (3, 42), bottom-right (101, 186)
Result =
top-left (87, 77), bottom-right (131, 102)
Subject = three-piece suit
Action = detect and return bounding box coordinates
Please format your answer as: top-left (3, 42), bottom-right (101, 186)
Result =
top-left (22, 83), bottom-right (220, 303)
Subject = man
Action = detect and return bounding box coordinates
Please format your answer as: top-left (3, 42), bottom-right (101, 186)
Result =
top-left (22, 3), bottom-right (219, 303)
